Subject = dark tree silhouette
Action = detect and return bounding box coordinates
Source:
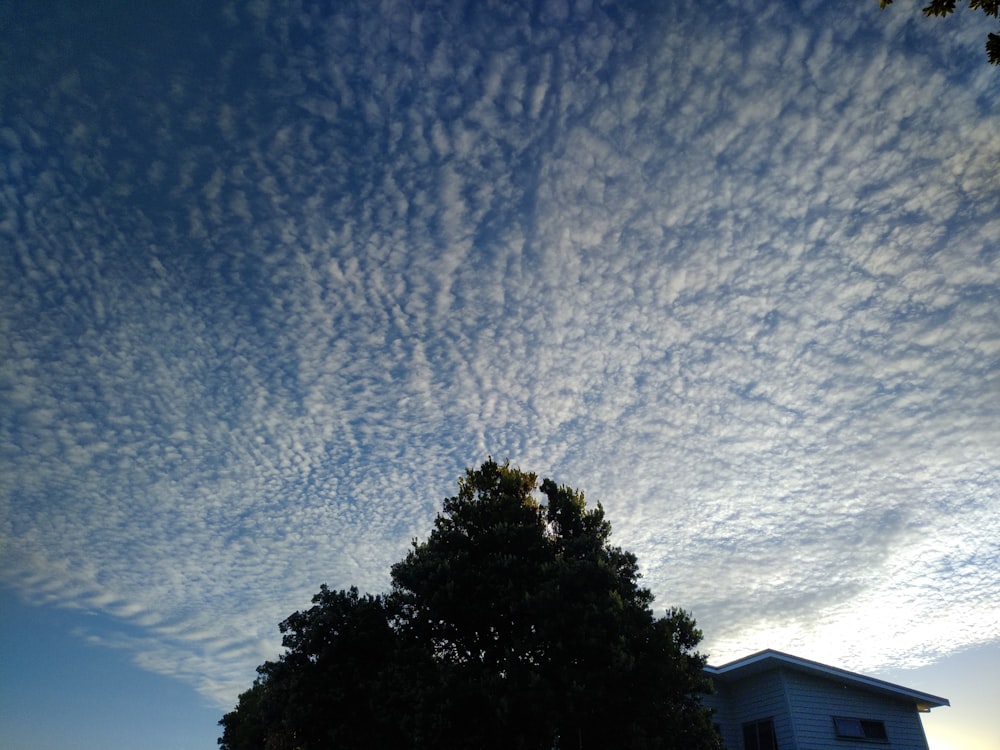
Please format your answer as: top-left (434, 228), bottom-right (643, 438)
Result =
top-left (219, 460), bottom-right (722, 750)
top-left (877, 0), bottom-right (1000, 65)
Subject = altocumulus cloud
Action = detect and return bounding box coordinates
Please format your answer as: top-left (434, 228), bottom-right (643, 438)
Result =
top-left (1, 0), bottom-right (998, 707)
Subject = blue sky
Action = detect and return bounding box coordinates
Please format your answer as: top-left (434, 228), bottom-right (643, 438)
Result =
top-left (1, 1), bottom-right (998, 748)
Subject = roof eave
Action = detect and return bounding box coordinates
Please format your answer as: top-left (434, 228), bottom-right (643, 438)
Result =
top-left (704, 649), bottom-right (949, 711)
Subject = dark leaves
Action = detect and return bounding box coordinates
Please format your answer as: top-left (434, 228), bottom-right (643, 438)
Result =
top-left (220, 461), bottom-right (722, 750)
top-left (988, 31), bottom-right (1000, 62)
top-left (922, 0), bottom-right (958, 17)
top-left (877, 0), bottom-right (1000, 65)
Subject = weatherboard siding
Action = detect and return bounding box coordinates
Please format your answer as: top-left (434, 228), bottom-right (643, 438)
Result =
top-left (779, 669), bottom-right (930, 750)
top-left (703, 684), bottom-right (739, 750)
top-left (713, 667), bottom-right (796, 750)
top-left (704, 668), bottom-right (933, 750)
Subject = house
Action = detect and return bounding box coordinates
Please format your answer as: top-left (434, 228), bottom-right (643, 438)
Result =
top-left (702, 649), bottom-right (949, 750)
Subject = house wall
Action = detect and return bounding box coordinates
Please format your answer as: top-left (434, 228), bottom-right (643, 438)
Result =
top-left (707, 668), bottom-right (796, 750)
top-left (703, 683), bottom-right (738, 750)
top-left (780, 669), bottom-right (930, 750)
top-left (707, 667), bottom-right (931, 750)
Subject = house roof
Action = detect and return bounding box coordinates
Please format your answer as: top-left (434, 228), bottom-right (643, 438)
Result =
top-left (704, 649), bottom-right (949, 712)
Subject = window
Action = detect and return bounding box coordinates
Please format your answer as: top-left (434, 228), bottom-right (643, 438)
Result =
top-left (833, 716), bottom-right (888, 742)
top-left (743, 718), bottom-right (778, 750)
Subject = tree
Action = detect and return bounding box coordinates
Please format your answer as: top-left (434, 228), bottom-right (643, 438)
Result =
top-left (218, 586), bottom-right (407, 750)
top-left (877, 0), bottom-right (1000, 65)
top-left (219, 460), bottom-right (722, 750)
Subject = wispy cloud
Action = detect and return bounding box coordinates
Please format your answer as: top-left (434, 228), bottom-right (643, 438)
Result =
top-left (1, 0), bottom-right (997, 707)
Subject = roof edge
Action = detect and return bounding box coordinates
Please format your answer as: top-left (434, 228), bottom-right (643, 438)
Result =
top-left (704, 649), bottom-right (949, 710)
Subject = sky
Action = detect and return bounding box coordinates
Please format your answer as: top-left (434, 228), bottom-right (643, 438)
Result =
top-left (1, 0), bottom-right (998, 748)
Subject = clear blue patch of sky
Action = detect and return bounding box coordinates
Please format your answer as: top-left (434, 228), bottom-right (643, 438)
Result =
top-left (0, 590), bottom-right (221, 750)
top-left (876, 641), bottom-right (1000, 750)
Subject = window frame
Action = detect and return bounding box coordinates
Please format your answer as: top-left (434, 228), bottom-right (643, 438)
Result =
top-left (742, 717), bottom-right (778, 750)
top-left (832, 716), bottom-right (889, 742)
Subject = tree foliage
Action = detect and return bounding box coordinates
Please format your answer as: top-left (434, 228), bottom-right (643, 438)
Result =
top-left (219, 460), bottom-right (722, 750)
top-left (877, 0), bottom-right (1000, 65)
top-left (218, 586), bottom-right (408, 749)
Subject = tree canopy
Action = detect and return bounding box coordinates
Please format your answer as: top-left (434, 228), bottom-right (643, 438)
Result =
top-left (219, 460), bottom-right (722, 750)
top-left (877, 0), bottom-right (1000, 65)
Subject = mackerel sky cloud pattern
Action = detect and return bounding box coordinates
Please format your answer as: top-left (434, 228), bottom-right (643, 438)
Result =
top-left (2, 0), bottom-right (998, 718)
